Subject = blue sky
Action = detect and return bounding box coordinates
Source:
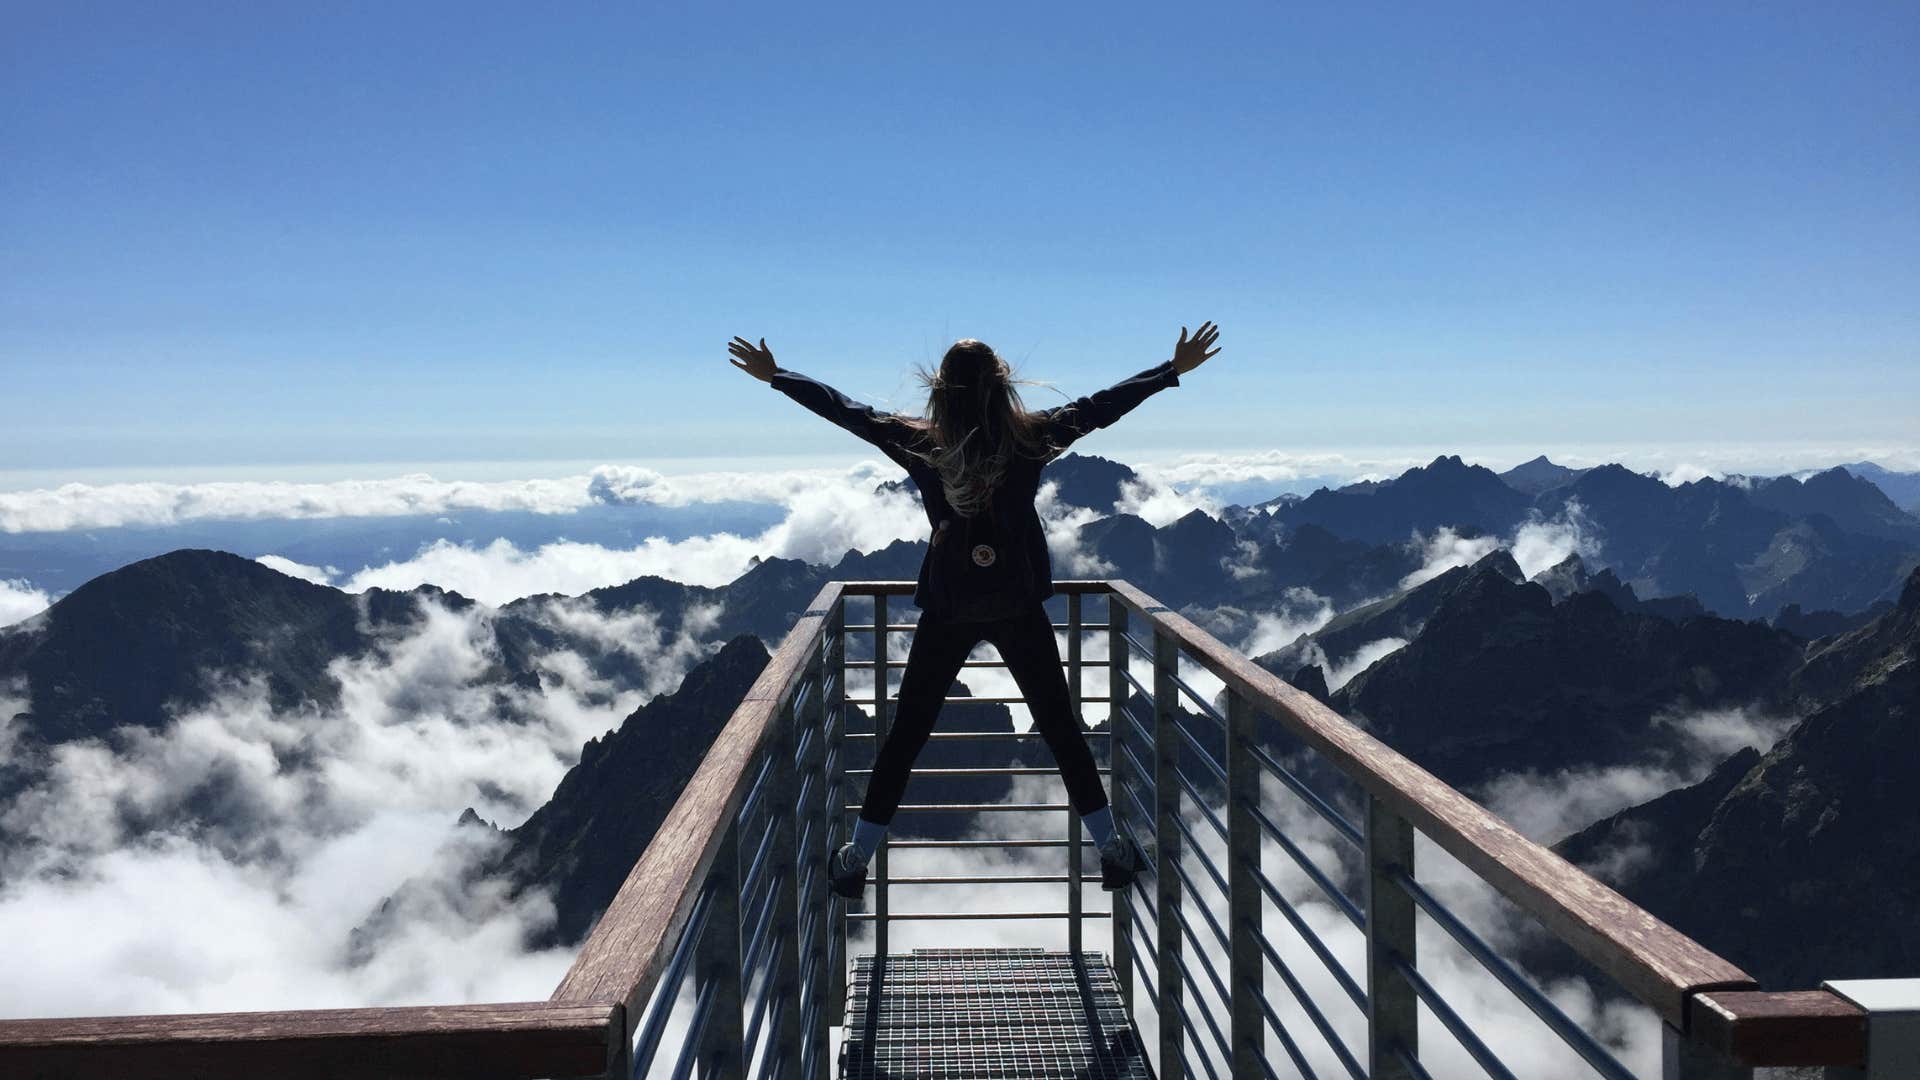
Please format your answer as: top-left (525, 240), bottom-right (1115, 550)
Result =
top-left (4, 2), bottom-right (1916, 478)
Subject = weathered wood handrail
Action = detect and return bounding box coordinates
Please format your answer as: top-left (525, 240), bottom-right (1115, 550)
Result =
top-left (1099, 578), bottom-right (1758, 1030)
top-left (0, 576), bottom-right (1884, 1077)
top-left (550, 582), bottom-right (845, 1022)
top-left (0, 1001), bottom-right (623, 1079)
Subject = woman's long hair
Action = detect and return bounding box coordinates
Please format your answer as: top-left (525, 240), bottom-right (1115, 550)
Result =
top-left (878, 339), bottom-right (1066, 517)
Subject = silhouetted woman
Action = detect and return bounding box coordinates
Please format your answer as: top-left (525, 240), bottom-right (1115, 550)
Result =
top-left (727, 323), bottom-right (1220, 898)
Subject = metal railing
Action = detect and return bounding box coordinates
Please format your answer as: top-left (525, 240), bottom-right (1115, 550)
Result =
top-left (0, 578), bottom-right (1898, 1079)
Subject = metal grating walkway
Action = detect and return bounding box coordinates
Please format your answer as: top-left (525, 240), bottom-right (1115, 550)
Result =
top-left (839, 948), bottom-right (1152, 1079)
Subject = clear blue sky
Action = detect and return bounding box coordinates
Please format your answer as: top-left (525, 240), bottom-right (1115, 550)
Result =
top-left (4, 2), bottom-right (1916, 475)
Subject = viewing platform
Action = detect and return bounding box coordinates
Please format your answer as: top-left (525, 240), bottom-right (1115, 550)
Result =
top-left (0, 579), bottom-right (1911, 1079)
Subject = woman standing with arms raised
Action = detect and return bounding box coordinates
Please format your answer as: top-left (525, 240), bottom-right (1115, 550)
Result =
top-left (728, 323), bottom-right (1220, 898)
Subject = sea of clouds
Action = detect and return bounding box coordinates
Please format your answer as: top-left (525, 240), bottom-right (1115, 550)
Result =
top-left (0, 451), bottom-right (1816, 1077)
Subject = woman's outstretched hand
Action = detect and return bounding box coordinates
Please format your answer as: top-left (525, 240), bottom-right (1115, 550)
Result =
top-left (728, 336), bottom-right (780, 382)
top-left (1171, 321), bottom-right (1221, 375)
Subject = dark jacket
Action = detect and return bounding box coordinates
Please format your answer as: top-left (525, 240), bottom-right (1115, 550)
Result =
top-left (769, 358), bottom-right (1180, 618)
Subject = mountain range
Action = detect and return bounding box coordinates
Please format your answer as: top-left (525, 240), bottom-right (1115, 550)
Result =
top-left (3, 449), bottom-right (1916, 1004)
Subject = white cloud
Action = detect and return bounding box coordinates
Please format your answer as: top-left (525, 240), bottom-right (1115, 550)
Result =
top-left (1509, 500), bottom-right (1598, 580)
top-left (0, 579), bottom-right (53, 628)
top-left (1400, 529), bottom-right (1502, 590)
top-left (1237, 588), bottom-right (1337, 658)
top-left (1114, 475), bottom-right (1220, 528)
top-left (1659, 464), bottom-right (1724, 487)
top-left (0, 462), bottom-right (900, 534)
top-left (1323, 637), bottom-right (1408, 692)
top-left (1475, 707), bottom-right (1794, 845)
top-left (1398, 500), bottom-right (1600, 591)
top-left (1038, 482), bottom-right (1119, 578)
top-left (283, 478), bottom-right (928, 604)
top-left (0, 592), bottom-right (728, 1017)
top-left (253, 555), bottom-right (337, 585)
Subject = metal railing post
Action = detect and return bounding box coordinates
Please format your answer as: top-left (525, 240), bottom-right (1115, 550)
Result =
top-left (694, 821), bottom-right (747, 1077)
top-left (769, 695), bottom-right (804, 1075)
top-left (871, 592), bottom-right (890, 961)
top-left (1108, 593), bottom-right (1133, 1011)
top-left (1224, 688), bottom-right (1264, 1076)
top-left (1366, 794), bottom-right (1417, 1078)
top-left (1153, 626), bottom-right (1186, 1080)
top-left (798, 635), bottom-right (831, 1076)
top-left (1067, 592), bottom-right (1084, 959)
top-left (1662, 1023), bottom-right (1753, 1079)
top-left (826, 599), bottom-right (849, 1031)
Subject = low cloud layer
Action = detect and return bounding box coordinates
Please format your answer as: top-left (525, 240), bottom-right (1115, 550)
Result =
top-left (240, 478), bottom-right (929, 604)
top-left (1476, 706), bottom-right (1797, 845)
top-left (0, 592), bottom-right (724, 1018)
top-left (0, 579), bottom-right (52, 628)
top-left (1400, 500), bottom-right (1600, 590)
top-left (0, 462), bottom-right (898, 534)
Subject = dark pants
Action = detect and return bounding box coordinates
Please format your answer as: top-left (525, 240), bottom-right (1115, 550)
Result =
top-left (859, 598), bottom-right (1110, 826)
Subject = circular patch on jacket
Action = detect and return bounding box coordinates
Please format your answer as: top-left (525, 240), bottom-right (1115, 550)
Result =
top-left (970, 543), bottom-right (997, 567)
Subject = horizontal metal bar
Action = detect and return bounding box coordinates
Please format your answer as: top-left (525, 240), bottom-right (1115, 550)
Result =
top-left (840, 621), bottom-right (1114, 634)
top-left (1169, 669), bottom-right (1227, 729)
top-left (667, 972), bottom-right (718, 1080)
top-left (840, 730), bottom-right (1111, 741)
top-left (1118, 664), bottom-right (1152, 699)
top-left (1168, 801), bottom-right (1232, 903)
top-left (1247, 799), bottom-right (1366, 929)
top-left (840, 657), bottom-right (1112, 669)
top-left (1254, 868), bottom-right (1368, 1012)
top-left (1169, 949), bottom-right (1228, 1080)
top-left (741, 954), bottom-right (779, 1074)
top-left (1246, 740), bottom-right (1365, 848)
top-left (843, 910), bottom-right (1112, 921)
top-left (1256, 984), bottom-right (1325, 1080)
top-left (1251, 887), bottom-right (1368, 1080)
top-left (841, 694), bottom-right (1117, 705)
top-left (1396, 1045), bottom-right (1436, 1080)
top-left (753, 993), bottom-right (789, 1080)
top-left (886, 874), bottom-right (1075, 885)
top-left (1126, 930), bottom-right (1164, 1013)
top-left (844, 766), bottom-right (1112, 777)
top-left (882, 838), bottom-right (1098, 848)
top-left (1389, 950), bottom-right (1518, 1080)
top-left (1174, 766), bottom-right (1229, 845)
top-left (1393, 868), bottom-right (1637, 1080)
top-left (1171, 713), bottom-right (1230, 789)
top-left (1173, 906), bottom-right (1238, 1071)
top-left (844, 802), bottom-right (1071, 813)
top-left (631, 881), bottom-right (716, 1075)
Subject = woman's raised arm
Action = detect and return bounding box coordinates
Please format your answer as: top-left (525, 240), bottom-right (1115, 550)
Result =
top-left (730, 335), bottom-right (917, 469)
top-left (1042, 321), bottom-right (1217, 449)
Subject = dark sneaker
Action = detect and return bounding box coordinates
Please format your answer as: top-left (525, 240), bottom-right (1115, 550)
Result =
top-left (1099, 833), bottom-right (1148, 891)
top-left (828, 842), bottom-right (869, 899)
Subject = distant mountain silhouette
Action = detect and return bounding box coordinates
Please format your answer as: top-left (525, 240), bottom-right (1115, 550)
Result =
top-left (1532, 465), bottom-right (1918, 616)
top-left (1499, 455), bottom-right (1589, 496)
top-left (1268, 455), bottom-right (1534, 545)
top-left (1746, 466), bottom-right (1920, 543)
top-left (1841, 461), bottom-right (1920, 512)
top-left (0, 549), bottom-right (444, 744)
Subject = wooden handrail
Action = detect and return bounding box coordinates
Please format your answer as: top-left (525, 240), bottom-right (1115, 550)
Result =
top-left (1, 575), bottom-right (1871, 1077)
top-left (548, 581), bottom-right (845, 1034)
top-left (0, 1001), bottom-right (622, 1080)
top-left (1097, 578), bottom-right (1758, 1030)
top-left (1691, 990), bottom-right (1869, 1067)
